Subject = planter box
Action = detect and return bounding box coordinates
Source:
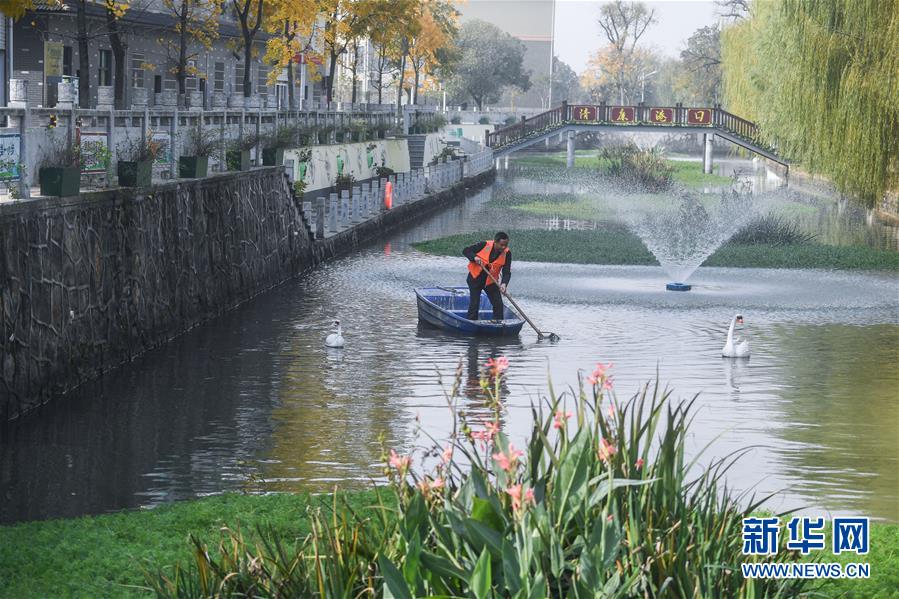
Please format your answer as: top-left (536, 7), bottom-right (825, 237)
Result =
top-left (39, 166), bottom-right (80, 197)
top-left (335, 132), bottom-right (345, 143)
top-left (226, 149), bottom-right (251, 171)
top-left (318, 131), bottom-right (330, 144)
top-left (117, 160), bottom-right (152, 187)
top-left (57, 81), bottom-right (77, 107)
top-left (377, 130), bottom-right (386, 140)
top-left (178, 155), bottom-right (209, 178)
top-left (261, 147), bottom-right (284, 166)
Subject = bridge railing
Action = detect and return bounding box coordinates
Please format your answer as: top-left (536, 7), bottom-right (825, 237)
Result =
top-left (486, 103), bottom-right (769, 153)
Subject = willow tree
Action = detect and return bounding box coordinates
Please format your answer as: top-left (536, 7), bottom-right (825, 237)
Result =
top-left (722, 0), bottom-right (899, 205)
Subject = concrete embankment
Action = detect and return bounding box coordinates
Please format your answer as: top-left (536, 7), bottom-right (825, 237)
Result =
top-left (0, 164), bottom-right (494, 419)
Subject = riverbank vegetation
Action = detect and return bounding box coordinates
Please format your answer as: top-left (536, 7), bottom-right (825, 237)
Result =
top-left (721, 0), bottom-right (898, 206)
top-left (3, 365), bottom-right (897, 597)
top-left (512, 152), bottom-right (733, 188)
top-left (413, 230), bottom-right (899, 271)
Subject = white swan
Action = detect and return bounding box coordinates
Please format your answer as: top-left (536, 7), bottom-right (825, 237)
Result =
top-left (722, 314), bottom-right (750, 358)
top-left (325, 319), bottom-right (345, 348)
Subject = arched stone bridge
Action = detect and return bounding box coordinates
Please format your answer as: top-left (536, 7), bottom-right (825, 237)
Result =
top-left (486, 102), bottom-right (788, 171)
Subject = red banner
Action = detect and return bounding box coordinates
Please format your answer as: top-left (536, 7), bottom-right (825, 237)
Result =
top-left (609, 106), bottom-right (635, 123)
top-left (687, 108), bottom-right (712, 125)
top-left (571, 105), bottom-right (597, 121)
top-left (648, 108), bottom-right (674, 124)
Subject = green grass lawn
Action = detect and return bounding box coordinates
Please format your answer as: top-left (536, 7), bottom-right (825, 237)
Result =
top-left (0, 491), bottom-right (389, 599)
top-left (511, 152), bottom-right (733, 188)
top-left (1, 491), bottom-right (895, 598)
top-left (412, 230), bottom-right (899, 271)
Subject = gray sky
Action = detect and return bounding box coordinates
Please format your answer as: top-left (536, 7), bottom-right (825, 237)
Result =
top-left (553, 0), bottom-right (722, 73)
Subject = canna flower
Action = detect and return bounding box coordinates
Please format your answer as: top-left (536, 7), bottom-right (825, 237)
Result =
top-left (607, 402), bottom-right (616, 419)
top-left (635, 458), bottom-right (645, 470)
top-left (603, 376), bottom-right (614, 391)
top-left (388, 449), bottom-right (411, 472)
top-left (418, 476), bottom-right (445, 494)
top-left (492, 444), bottom-right (523, 473)
top-left (587, 362), bottom-right (614, 385)
top-left (598, 437), bottom-right (618, 463)
top-left (485, 356), bottom-right (510, 377)
top-left (524, 488), bottom-right (535, 506)
top-left (505, 484), bottom-right (523, 511)
top-left (441, 444), bottom-right (454, 464)
top-left (471, 418), bottom-right (501, 445)
top-left (553, 409), bottom-right (574, 429)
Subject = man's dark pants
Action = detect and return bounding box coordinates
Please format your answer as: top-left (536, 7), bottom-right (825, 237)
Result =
top-left (466, 273), bottom-right (504, 320)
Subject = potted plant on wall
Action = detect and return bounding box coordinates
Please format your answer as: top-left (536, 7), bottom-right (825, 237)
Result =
top-left (317, 125), bottom-right (333, 145)
top-left (261, 126), bottom-right (295, 166)
top-left (179, 124), bottom-right (218, 178)
top-left (334, 126), bottom-right (347, 143)
top-left (38, 144), bottom-right (80, 197)
top-left (117, 132), bottom-right (165, 187)
top-left (334, 172), bottom-right (355, 194)
top-left (295, 147), bottom-right (311, 182)
top-left (226, 133), bottom-right (257, 171)
top-left (349, 119), bottom-right (369, 142)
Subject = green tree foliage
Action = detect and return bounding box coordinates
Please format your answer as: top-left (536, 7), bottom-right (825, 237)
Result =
top-left (721, 0), bottom-right (899, 205)
top-left (535, 56), bottom-right (582, 106)
top-left (446, 19), bottom-right (530, 110)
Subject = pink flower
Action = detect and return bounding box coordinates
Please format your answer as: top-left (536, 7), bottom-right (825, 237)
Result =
top-left (492, 444), bottom-right (523, 472)
top-left (485, 356), bottom-right (510, 376)
top-left (607, 403), bottom-right (616, 419)
top-left (553, 409), bottom-right (574, 430)
top-left (598, 437), bottom-right (618, 463)
top-left (602, 376), bottom-right (614, 391)
top-left (471, 419), bottom-right (501, 445)
top-left (524, 488), bottom-right (535, 506)
top-left (505, 484), bottom-right (523, 511)
top-left (634, 458), bottom-right (645, 470)
top-left (388, 449), bottom-right (411, 471)
top-left (441, 445), bottom-right (453, 464)
top-left (587, 362), bottom-right (613, 386)
top-left (607, 514), bottom-right (614, 523)
top-left (418, 477), bottom-right (445, 494)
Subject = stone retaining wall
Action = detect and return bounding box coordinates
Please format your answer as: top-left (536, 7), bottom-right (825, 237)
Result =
top-left (0, 168), bottom-right (314, 419)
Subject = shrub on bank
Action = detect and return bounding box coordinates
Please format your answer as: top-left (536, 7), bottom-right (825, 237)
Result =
top-left (148, 363), bottom-right (810, 597)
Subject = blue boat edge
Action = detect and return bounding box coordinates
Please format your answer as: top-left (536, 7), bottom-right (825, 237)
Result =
top-left (414, 287), bottom-right (526, 337)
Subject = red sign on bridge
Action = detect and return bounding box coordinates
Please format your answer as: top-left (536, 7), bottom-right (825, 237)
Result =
top-left (609, 106), bottom-right (635, 123)
top-left (648, 108), bottom-right (674, 124)
top-left (571, 105), bottom-right (598, 121)
top-left (687, 108), bottom-right (711, 125)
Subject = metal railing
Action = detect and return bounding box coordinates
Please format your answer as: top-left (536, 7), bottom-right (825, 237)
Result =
top-left (485, 103), bottom-right (769, 154)
top-left (0, 105), bottom-right (400, 196)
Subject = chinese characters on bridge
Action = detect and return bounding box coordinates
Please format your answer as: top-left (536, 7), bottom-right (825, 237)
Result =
top-left (569, 105), bottom-right (711, 125)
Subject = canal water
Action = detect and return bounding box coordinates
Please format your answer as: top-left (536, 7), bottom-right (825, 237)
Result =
top-left (2, 160), bottom-right (897, 524)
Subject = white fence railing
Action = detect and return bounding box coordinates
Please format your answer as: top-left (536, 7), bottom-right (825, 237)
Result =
top-left (463, 149), bottom-right (494, 178)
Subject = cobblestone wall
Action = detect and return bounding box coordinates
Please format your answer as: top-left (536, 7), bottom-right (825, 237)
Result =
top-left (0, 168), bottom-right (314, 418)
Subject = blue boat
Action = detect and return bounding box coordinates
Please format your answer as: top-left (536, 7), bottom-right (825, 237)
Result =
top-left (415, 287), bottom-right (526, 336)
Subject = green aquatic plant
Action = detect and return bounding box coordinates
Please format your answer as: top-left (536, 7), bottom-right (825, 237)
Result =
top-left (146, 362), bottom-right (811, 598)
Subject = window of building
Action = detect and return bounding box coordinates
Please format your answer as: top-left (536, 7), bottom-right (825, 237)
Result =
top-left (257, 66), bottom-right (268, 97)
top-left (185, 59), bottom-right (197, 91)
top-left (164, 77), bottom-right (177, 91)
top-left (98, 49), bottom-right (112, 86)
top-left (63, 46), bottom-right (72, 77)
top-left (234, 63), bottom-right (245, 95)
top-left (130, 52), bottom-right (144, 88)
top-left (214, 61), bottom-right (224, 92)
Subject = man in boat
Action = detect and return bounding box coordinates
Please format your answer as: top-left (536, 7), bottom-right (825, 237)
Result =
top-left (462, 232), bottom-right (512, 321)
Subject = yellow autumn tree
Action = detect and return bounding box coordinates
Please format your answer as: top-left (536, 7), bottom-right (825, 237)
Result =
top-left (404, 0), bottom-right (457, 105)
top-left (264, 0), bottom-right (321, 106)
top-left (157, 0), bottom-right (222, 101)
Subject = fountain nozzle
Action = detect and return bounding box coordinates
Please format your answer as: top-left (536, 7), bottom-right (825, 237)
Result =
top-left (666, 282), bottom-right (692, 292)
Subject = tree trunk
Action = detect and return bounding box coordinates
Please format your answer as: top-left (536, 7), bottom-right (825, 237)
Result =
top-left (284, 20), bottom-right (295, 108)
top-left (77, 0), bottom-right (90, 108)
top-left (395, 44), bottom-right (408, 116)
top-left (326, 47), bottom-right (338, 104)
top-left (177, 2), bottom-right (189, 100)
top-left (105, 8), bottom-right (126, 109)
top-left (350, 41), bottom-right (359, 104)
top-left (412, 65), bottom-right (420, 105)
top-left (243, 34), bottom-right (253, 97)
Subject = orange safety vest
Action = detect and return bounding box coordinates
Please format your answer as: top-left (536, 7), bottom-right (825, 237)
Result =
top-left (468, 240), bottom-right (508, 285)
